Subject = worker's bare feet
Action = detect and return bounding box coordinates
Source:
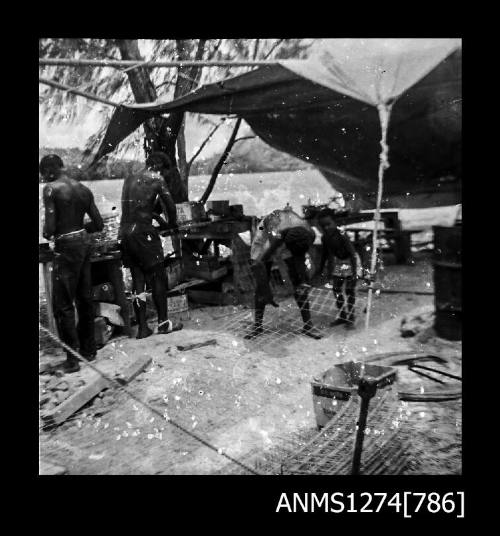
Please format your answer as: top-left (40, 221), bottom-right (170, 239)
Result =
top-left (330, 318), bottom-right (347, 327)
top-left (158, 320), bottom-right (183, 334)
top-left (60, 359), bottom-right (81, 374)
top-left (244, 326), bottom-right (264, 339)
top-left (137, 326), bottom-right (153, 339)
top-left (302, 326), bottom-right (323, 339)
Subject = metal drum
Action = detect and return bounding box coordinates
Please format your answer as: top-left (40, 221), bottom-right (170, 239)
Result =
top-left (433, 225), bottom-right (462, 340)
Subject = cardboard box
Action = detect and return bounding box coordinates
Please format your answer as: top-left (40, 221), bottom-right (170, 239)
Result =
top-left (176, 202), bottom-right (193, 223)
top-left (206, 200), bottom-right (230, 216)
top-left (167, 293), bottom-right (190, 322)
top-left (230, 204), bottom-right (244, 218)
top-left (167, 293), bottom-right (189, 314)
top-left (176, 202), bottom-right (207, 223)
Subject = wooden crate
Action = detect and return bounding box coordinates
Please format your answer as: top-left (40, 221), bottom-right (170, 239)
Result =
top-left (206, 200), bottom-right (230, 216)
top-left (167, 293), bottom-right (189, 314)
top-left (176, 203), bottom-right (193, 223)
top-left (168, 293), bottom-right (190, 322)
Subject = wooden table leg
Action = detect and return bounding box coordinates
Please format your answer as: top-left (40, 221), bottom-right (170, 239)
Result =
top-left (107, 260), bottom-right (132, 337)
top-left (42, 261), bottom-right (58, 336)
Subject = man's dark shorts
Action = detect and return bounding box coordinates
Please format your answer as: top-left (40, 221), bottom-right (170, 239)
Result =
top-left (120, 223), bottom-right (164, 272)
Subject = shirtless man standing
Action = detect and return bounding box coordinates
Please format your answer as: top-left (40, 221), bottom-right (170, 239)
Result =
top-left (119, 151), bottom-right (183, 339)
top-left (41, 155), bottom-right (104, 373)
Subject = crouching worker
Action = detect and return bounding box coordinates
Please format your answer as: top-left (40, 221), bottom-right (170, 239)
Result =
top-left (41, 155), bottom-right (104, 373)
top-left (245, 210), bottom-right (322, 340)
top-left (316, 208), bottom-right (362, 329)
top-left (119, 151), bottom-right (183, 339)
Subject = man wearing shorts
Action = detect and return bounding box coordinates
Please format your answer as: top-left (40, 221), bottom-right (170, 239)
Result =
top-left (119, 152), bottom-right (182, 339)
top-left (316, 208), bottom-right (361, 329)
top-left (41, 155), bottom-right (104, 372)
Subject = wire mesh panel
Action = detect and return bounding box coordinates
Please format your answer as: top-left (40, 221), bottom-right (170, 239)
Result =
top-left (215, 285), bottom-right (369, 354)
top-left (280, 387), bottom-right (410, 475)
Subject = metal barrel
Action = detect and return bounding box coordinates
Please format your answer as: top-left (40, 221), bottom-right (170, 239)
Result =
top-left (432, 225), bottom-right (462, 340)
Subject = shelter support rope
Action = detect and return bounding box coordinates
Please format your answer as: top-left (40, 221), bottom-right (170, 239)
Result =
top-left (39, 324), bottom-right (262, 475)
top-left (365, 102), bottom-right (393, 329)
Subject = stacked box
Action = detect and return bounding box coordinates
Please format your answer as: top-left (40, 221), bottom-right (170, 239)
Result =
top-left (167, 293), bottom-right (190, 322)
top-left (229, 204), bottom-right (244, 218)
top-left (176, 202), bottom-right (193, 224)
top-left (206, 200), bottom-right (230, 216)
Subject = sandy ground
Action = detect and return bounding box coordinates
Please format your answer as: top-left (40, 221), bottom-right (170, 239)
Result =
top-left (39, 254), bottom-right (461, 475)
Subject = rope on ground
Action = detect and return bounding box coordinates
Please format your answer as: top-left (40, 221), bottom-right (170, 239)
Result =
top-left (39, 324), bottom-right (263, 475)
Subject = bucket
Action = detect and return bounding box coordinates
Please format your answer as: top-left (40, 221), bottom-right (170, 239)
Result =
top-left (433, 225), bottom-right (462, 340)
top-left (311, 361), bottom-right (397, 428)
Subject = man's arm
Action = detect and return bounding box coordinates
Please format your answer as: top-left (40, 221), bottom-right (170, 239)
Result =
top-left (344, 234), bottom-right (357, 276)
top-left (84, 191), bottom-right (104, 233)
top-left (42, 185), bottom-right (56, 240)
top-left (259, 236), bottom-right (284, 264)
top-left (316, 235), bottom-right (327, 277)
top-left (157, 180), bottom-right (177, 227)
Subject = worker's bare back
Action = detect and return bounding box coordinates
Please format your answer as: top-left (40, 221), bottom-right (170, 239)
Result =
top-left (120, 170), bottom-right (176, 231)
top-left (43, 175), bottom-right (102, 238)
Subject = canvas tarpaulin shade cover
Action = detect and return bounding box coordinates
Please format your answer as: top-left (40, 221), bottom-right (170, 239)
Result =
top-left (94, 38), bottom-right (462, 208)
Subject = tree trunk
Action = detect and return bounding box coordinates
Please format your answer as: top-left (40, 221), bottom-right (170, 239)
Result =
top-left (173, 39), bottom-right (207, 195)
top-left (117, 39), bottom-right (187, 202)
top-left (177, 117), bottom-right (189, 185)
top-left (200, 118), bottom-right (242, 205)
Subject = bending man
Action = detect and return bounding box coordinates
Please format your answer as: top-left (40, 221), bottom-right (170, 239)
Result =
top-left (41, 155), bottom-right (104, 373)
top-left (119, 151), bottom-right (183, 339)
top-left (245, 209), bottom-right (322, 340)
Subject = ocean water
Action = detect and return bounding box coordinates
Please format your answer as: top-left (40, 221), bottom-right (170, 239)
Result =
top-left (38, 169), bottom-right (459, 303)
top-left (39, 168), bottom-right (459, 238)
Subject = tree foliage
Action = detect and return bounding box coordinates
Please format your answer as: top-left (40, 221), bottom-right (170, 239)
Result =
top-left (39, 38), bottom-right (314, 198)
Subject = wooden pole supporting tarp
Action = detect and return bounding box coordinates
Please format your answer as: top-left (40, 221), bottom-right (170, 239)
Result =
top-left (39, 77), bottom-right (120, 108)
top-left (39, 58), bottom-right (283, 69)
top-left (365, 103), bottom-right (393, 329)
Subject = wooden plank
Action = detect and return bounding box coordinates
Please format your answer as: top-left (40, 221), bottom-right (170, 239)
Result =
top-left (166, 278), bottom-right (207, 295)
top-left (39, 460), bottom-right (68, 476)
top-left (114, 354), bottom-right (153, 385)
top-left (41, 355), bottom-right (152, 426)
top-left (177, 339), bottom-right (217, 352)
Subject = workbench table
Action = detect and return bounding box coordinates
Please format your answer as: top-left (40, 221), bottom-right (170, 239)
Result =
top-left (345, 227), bottom-right (422, 264)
